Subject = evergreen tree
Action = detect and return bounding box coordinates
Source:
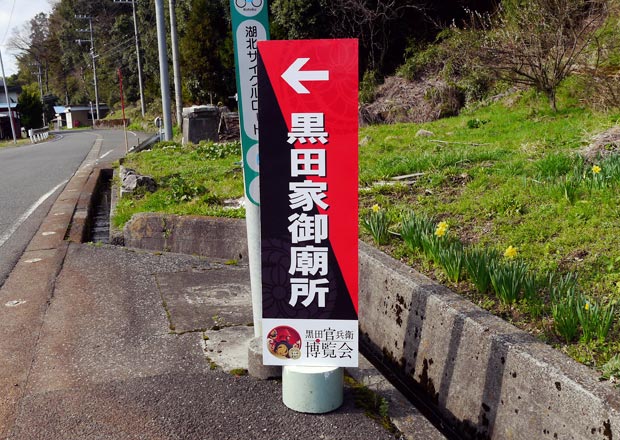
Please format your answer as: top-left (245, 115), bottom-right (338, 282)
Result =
top-left (179, 0), bottom-right (235, 105)
top-left (18, 86), bottom-right (43, 130)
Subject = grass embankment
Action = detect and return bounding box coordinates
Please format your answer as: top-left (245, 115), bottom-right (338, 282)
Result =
top-left (0, 137), bottom-right (39, 148)
top-left (361, 90), bottom-right (620, 370)
top-left (115, 90), bottom-right (620, 373)
top-left (113, 141), bottom-right (245, 228)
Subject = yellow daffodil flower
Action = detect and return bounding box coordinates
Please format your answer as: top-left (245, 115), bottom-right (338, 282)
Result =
top-left (592, 165), bottom-right (601, 174)
top-left (584, 302), bottom-right (590, 311)
top-left (435, 221), bottom-right (448, 237)
top-left (504, 245), bottom-right (518, 259)
top-left (371, 204), bottom-right (380, 213)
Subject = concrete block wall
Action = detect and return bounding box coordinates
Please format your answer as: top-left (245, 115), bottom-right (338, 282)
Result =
top-left (123, 213), bottom-right (248, 262)
top-left (359, 241), bottom-right (620, 439)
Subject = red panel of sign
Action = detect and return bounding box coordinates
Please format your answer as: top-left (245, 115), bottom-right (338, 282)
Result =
top-left (258, 39), bottom-right (358, 367)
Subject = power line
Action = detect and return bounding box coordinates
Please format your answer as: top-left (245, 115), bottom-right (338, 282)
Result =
top-left (97, 37), bottom-right (134, 59)
top-left (1, 0), bottom-right (17, 45)
top-left (75, 14), bottom-right (100, 120)
top-left (98, 41), bottom-right (135, 65)
top-left (113, 0), bottom-right (146, 117)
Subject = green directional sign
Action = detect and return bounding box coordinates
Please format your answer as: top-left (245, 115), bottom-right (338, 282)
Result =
top-left (230, 0), bottom-right (270, 206)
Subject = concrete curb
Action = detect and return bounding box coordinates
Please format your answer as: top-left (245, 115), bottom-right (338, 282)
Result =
top-left (359, 241), bottom-right (619, 440)
top-left (0, 137), bottom-right (102, 438)
top-left (109, 168), bottom-right (124, 245)
top-left (0, 244), bottom-right (69, 438)
top-left (66, 167), bottom-right (101, 243)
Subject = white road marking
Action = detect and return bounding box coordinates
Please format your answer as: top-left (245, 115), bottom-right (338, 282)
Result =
top-left (0, 180), bottom-right (68, 249)
top-left (99, 150), bottom-right (112, 160)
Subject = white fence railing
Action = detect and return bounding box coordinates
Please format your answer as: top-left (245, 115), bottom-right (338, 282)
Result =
top-left (28, 127), bottom-right (50, 144)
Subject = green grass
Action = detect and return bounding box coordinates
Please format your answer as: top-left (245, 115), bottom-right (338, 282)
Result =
top-left (361, 92), bottom-right (620, 288)
top-left (112, 140), bottom-right (245, 228)
top-left (0, 137), bottom-right (42, 148)
top-left (359, 89), bottom-right (620, 368)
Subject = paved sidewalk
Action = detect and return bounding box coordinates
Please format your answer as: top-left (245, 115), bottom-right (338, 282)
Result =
top-left (2, 244), bottom-right (394, 439)
top-left (0, 140), bottom-right (448, 440)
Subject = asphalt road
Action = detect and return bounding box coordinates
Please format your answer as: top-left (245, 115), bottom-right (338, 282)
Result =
top-left (0, 129), bottom-right (141, 288)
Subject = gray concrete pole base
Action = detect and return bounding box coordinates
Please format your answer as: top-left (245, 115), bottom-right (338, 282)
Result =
top-left (247, 337), bottom-right (281, 379)
top-left (282, 366), bottom-right (343, 414)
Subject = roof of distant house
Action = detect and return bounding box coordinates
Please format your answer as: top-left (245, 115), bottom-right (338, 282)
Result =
top-left (54, 104), bottom-right (109, 114)
top-left (0, 79), bottom-right (22, 93)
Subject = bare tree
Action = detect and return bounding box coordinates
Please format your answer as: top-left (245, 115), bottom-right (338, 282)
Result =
top-left (577, 1), bottom-right (620, 110)
top-left (271, 0), bottom-right (426, 73)
top-left (8, 13), bottom-right (51, 90)
top-left (327, 0), bottom-right (425, 71)
top-left (479, 0), bottom-right (607, 111)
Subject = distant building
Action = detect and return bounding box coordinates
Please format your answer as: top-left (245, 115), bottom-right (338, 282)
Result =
top-left (0, 80), bottom-right (21, 139)
top-left (53, 104), bottom-right (110, 129)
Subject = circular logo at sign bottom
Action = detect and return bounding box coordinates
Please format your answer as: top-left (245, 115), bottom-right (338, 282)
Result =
top-left (267, 326), bottom-right (302, 360)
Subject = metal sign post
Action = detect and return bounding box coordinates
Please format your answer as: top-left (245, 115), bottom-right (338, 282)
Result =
top-left (257, 39), bottom-right (359, 412)
top-left (0, 49), bottom-right (17, 144)
top-left (154, 0), bottom-right (173, 141)
top-left (118, 68), bottom-right (129, 153)
top-left (229, 0), bottom-right (270, 341)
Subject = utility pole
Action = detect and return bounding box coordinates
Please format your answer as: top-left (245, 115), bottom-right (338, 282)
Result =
top-left (0, 49), bottom-right (17, 144)
top-left (113, 0), bottom-right (146, 118)
top-left (32, 62), bottom-right (47, 127)
top-left (169, 0), bottom-right (182, 128)
top-left (154, 0), bottom-right (172, 140)
top-left (76, 15), bottom-right (100, 121)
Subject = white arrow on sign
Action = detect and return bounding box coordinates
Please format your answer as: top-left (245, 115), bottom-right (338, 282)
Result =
top-left (281, 57), bottom-right (329, 94)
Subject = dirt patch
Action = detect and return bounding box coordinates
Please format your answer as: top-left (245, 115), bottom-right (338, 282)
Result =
top-left (581, 126), bottom-right (620, 162)
top-left (360, 76), bottom-right (459, 125)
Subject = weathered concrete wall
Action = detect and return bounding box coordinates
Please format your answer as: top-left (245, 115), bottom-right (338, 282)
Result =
top-left (359, 241), bottom-right (620, 440)
top-left (124, 213), bottom-right (248, 262)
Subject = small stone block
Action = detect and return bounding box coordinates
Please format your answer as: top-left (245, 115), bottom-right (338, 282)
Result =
top-left (247, 337), bottom-right (281, 380)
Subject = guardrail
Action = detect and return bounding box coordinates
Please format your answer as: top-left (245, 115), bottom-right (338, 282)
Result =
top-left (28, 127), bottom-right (50, 144)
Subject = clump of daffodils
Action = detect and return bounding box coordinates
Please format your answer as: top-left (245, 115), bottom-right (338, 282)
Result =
top-left (362, 204), bottom-right (390, 245)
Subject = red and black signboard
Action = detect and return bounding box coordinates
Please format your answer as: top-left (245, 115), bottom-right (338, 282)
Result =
top-left (258, 39), bottom-right (358, 367)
